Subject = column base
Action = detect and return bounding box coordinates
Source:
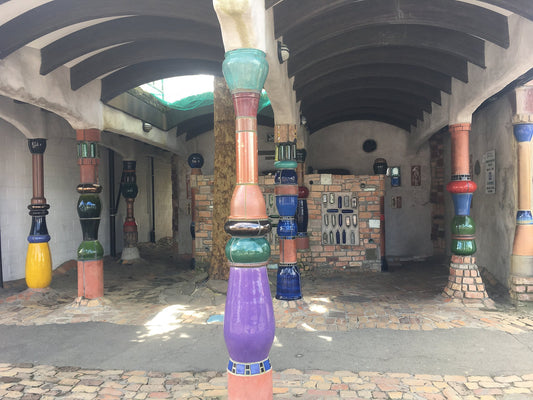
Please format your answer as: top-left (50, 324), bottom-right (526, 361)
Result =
top-left (442, 256), bottom-right (489, 300)
top-left (120, 247), bottom-right (140, 263)
top-left (228, 369), bottom-right (272, 400)
top-left (510, 255), bottom-right (533, 302)
top-left (78, 259), bottom-right (104, 299)
top-left (25, 242), bottom-right (52, 289)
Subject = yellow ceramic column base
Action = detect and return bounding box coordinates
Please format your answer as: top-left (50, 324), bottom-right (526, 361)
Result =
top-left (25, 242), bottom-right (52, 289)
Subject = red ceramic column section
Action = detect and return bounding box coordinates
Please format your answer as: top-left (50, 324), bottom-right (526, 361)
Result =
top-left (76, 129), bottom-right (104, 301)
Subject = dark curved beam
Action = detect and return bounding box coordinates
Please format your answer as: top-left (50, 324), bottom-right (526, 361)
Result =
top-left (303, 99), bottom-right (424, 122)
top-left (293, 64), bottom-right (452, 95)
top-left (40, 16), bottom-right (222, 75)
top-left (290, 24), bottom-right (485, 72)
top-left (296, 77), bottom-right (442, 106)
top-left (290, 46), bottom-right (469, 83)
top-left (275, 0), bottom-right (509, 49)
top-left (71, 40), bottom-right (223, 90)
top-left (301, 89), bottom-right (433, 114)
top-left (477, 0), bottom-right (533, 21)
top-left (307, 112), bottom-right (415, 133)
top-left (101, 59), bottom-right (222, 103)
top-left (0, 0), bottom-right (217, 59)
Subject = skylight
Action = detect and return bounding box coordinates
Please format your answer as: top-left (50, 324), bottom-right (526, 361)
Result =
top-left (141, 75), bottom-right (215, 103)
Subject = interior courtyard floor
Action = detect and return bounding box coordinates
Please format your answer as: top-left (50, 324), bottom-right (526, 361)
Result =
top-left (0, 243), bottom-right (532, 399)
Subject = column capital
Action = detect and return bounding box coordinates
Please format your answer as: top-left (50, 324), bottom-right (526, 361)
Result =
top-left (76, 129), bottom-right (101, 142)
top-left (448, 123), bottom-right (471, 134)
top-left (28, 138), bottom-right (47, 154)
top-left (222, 48), bottom-right (268, 94)
top-left (513, 123), bottom-right (533, 143)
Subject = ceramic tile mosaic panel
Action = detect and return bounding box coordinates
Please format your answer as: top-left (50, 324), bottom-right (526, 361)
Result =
top-left (321, 192), bottom-right (359, 245)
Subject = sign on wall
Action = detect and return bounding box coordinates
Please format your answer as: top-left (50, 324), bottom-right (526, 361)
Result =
top-left (483, 150), bottom-right (496, 194)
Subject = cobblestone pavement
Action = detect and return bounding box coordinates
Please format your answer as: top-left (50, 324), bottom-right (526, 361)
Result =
top-left (1, 244), bottom-right (533, 398)
top-left (1, 363), bottom-right (533, 399)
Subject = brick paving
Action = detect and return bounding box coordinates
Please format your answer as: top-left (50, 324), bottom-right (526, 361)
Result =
top-left (1, 363), bottom-right (533, 399)
top-left (0, 245), bottom-right (533, 398)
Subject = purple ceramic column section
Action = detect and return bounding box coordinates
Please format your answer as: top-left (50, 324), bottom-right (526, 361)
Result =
top-left (224, 267), bottom-right (275, 362)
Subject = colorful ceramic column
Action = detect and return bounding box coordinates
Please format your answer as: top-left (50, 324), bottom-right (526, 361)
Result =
top-left (120, 161), bottom-right (140, 262)
top-left (295, 149), bottom-right (309, 250)
top-left (222, 48), bottom-right (274, 399)
top-left (443, 123), bottom-right (488, 300)
top-left (510, 123), bottom-right (533, 301)
top-left (25, 138), bottom-right (52, 289)
top-left (76, 129), bottom-right (104, 299)
top-left (188, 153), bottom-right (204, 269)
top-left (274, 124), bottom-right (302, 300)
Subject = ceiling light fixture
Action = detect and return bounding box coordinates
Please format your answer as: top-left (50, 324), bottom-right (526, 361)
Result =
top-left (277, 41), bottom-right (290, 64)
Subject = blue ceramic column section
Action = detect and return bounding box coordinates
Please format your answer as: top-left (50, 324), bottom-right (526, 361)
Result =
top-left (274, 125), bottom-right (302, 300)
top-left (221, 48), bottom-right (275, 399)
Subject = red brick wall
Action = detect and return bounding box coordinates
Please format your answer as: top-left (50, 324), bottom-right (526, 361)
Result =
top-left (191, 174), bottom-right (385, 271)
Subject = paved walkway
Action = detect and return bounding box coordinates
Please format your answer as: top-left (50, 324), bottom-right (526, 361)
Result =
top-left (0, 243), bottom-right (532, 399)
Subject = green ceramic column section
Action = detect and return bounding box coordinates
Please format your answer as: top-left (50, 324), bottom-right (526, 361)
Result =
top-left (77, 193), bottom-right (104, 260)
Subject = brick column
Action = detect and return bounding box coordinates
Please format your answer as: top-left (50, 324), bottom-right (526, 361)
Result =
top-left (120, 161), bottom-right (140, 263)
top-left (443, 123), bottom-right (488, 300)
top-left (76, 129), bottom-right (104, 300)
top-left (188, 153), bottom-right (204, 269)
top-left (25, 139), bottom-right (52, 289)
top-left (274, 124), bottom-right (302, 300)
top-left (510, 123), bottom-right (533, 300)
top-left (222, 48), bottom-right (274, 400)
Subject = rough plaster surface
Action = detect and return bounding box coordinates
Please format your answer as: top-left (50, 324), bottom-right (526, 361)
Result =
top-left (466, 97), bottom-right (517, 286)
top-left (308, 121), bottom-right (433, 259)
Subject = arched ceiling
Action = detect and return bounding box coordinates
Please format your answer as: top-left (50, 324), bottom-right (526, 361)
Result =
top-left (0, 0), bottom-right (532, 137)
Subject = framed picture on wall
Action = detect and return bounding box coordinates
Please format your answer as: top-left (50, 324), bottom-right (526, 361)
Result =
top-left (411, 165), bottom-right (421, 186)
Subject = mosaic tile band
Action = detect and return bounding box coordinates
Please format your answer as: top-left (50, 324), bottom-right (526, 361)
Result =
top-left (228, 358), bottom-right (272, 376)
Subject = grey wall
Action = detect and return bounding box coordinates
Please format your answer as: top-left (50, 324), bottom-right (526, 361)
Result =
top-left (459, 96), bottom-right (517, 285)
top-left (308, 121), bottom-right (434, 260)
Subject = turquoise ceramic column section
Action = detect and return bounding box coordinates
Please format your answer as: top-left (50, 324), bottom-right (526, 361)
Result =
top-left (222, 48), bottom-right (275, 399)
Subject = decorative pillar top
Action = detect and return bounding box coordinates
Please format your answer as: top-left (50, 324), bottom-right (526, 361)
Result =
top-left (28, 138), bottom-right (47, 154)
top-left (222, 48), bottom-right (268, 94)
top-left (514, 123), bottom-right (533, 142)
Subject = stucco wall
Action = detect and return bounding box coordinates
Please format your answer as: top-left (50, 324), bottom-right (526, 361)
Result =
top-left (463, 97), bottom-right (517, 286)
top-left (308, 121), bottom-right (433, 260)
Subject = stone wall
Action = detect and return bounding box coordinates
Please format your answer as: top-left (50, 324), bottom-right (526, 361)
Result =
top-left (192, 173), bottom-right (384, 271)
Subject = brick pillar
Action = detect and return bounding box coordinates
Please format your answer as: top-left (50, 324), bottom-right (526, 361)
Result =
top-left (25, 139), bottom-right (52, 289)
top-left (274, 124), bottom-right (302, 300)
top-left (76, 129), bottom-right (104, 300)
top-left (188, 153), bottom-right (204, 269)
top-left (120, 160), bottom-right (140, 263)
top-left (443, 123), bottom-right (488, 300)
top-left (222, 48), bottom-right (274, 400)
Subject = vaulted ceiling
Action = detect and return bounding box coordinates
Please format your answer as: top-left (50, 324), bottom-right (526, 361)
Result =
top-left (0, 0), bottom-right (532, 137)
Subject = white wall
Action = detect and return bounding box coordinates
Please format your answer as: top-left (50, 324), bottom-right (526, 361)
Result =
top-left (308, 121), bottom-right (434, 260)
top-left (0, 107), bottom-right (174, 282)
